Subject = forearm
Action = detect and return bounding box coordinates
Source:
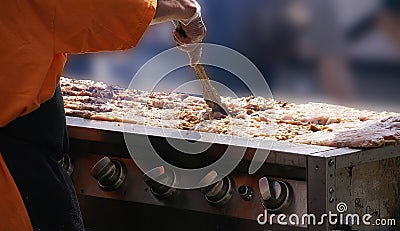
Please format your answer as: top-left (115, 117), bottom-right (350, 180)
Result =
top-left (151, 0), bottom-right (197, 25)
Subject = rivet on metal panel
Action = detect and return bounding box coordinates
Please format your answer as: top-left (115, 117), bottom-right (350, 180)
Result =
top-left (329, 187), bottom-right (335, 194)
top-left (355, 198), bottom-right (362, 208)
top-left (329, 197), bottom-right (335, 203)
top-left (328, 159), bottom-right (335, 167)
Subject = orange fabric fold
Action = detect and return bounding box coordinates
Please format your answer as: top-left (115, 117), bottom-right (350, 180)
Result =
top-left (0, 153), bottom-right (33, 231)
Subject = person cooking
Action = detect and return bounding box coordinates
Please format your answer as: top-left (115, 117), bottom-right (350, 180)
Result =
top-left (0, 0), bottom-right (206, 230)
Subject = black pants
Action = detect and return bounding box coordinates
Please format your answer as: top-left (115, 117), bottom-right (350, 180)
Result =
top-left (0, 85), bottom-right (84, 231)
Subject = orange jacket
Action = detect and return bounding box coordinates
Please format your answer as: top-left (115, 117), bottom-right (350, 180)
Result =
top-left (0, 153), bottom-right (33, 231)
top-left (0, 1), bottom-right (156, 230)
top-left (0, 0), bottom-right (157, 127)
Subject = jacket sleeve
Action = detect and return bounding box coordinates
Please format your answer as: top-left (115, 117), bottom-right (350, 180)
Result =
top-left (54, 0), bottom-right (157, 53)
top-left (0, 0), bottom-right (156, 127)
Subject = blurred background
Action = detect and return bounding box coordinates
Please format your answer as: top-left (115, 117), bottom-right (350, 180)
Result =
top-left (63, 0), bottom-right (400, 112)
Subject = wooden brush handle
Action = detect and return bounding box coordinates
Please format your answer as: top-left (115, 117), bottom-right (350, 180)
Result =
top-left (193, 64), bottom-right (222, 106)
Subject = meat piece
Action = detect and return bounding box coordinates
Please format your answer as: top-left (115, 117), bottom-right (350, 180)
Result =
top-left (310, 124), bottom-right (320, 132)
top-left (65, 109), bottom-right (93, 119)
top-left (292, 116), bottom-right (400, 148)
top-left (326, 117), bottom-right (341, 124)
top-left (281, 115), bottom-right (293, 121)
top-left (60, 77), bottom-right (400, 149)
top-left (235, 113), bottom-right (246, 119)
top-left (90, 114), bottom-right (116, 122)
top-left (244, 104), bottom-right (260, 111)
top-left (300, 116), bottom-right (329, 125)
top-left (149, 99), bottom-right (165, 109)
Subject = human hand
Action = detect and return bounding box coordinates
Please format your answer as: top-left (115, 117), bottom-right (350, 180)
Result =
top-left (151, 0), bottom-right (206, 66)
top-left (172, 1), bottom-right (206, 66)
top-left (172, 1), bottom-right (206, 45)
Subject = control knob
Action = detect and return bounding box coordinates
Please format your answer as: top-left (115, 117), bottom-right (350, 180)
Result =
top-left (199, 171), bottom-right (234, 206)
top-left (144, 166), bottom-right (177, 197)
top-left (259, 177), bottom-right (292, 212)
top-left (90, 157), bottom-right (127, 191)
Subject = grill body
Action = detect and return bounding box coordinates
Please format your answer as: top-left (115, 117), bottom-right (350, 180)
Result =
top-left (66, 117), bottom-right (400, 231)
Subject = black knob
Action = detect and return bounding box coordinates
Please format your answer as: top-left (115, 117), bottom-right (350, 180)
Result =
top-left (90, 157), bottom-right (127, 191)
top-left (144, 166), bottom-right (176, 197)
top-left (259, 177), bottom-right (292, 212)
top-left (199, 172), bottom-right (234, 206)
top-left (238, 185), bottom-right (255, 201)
